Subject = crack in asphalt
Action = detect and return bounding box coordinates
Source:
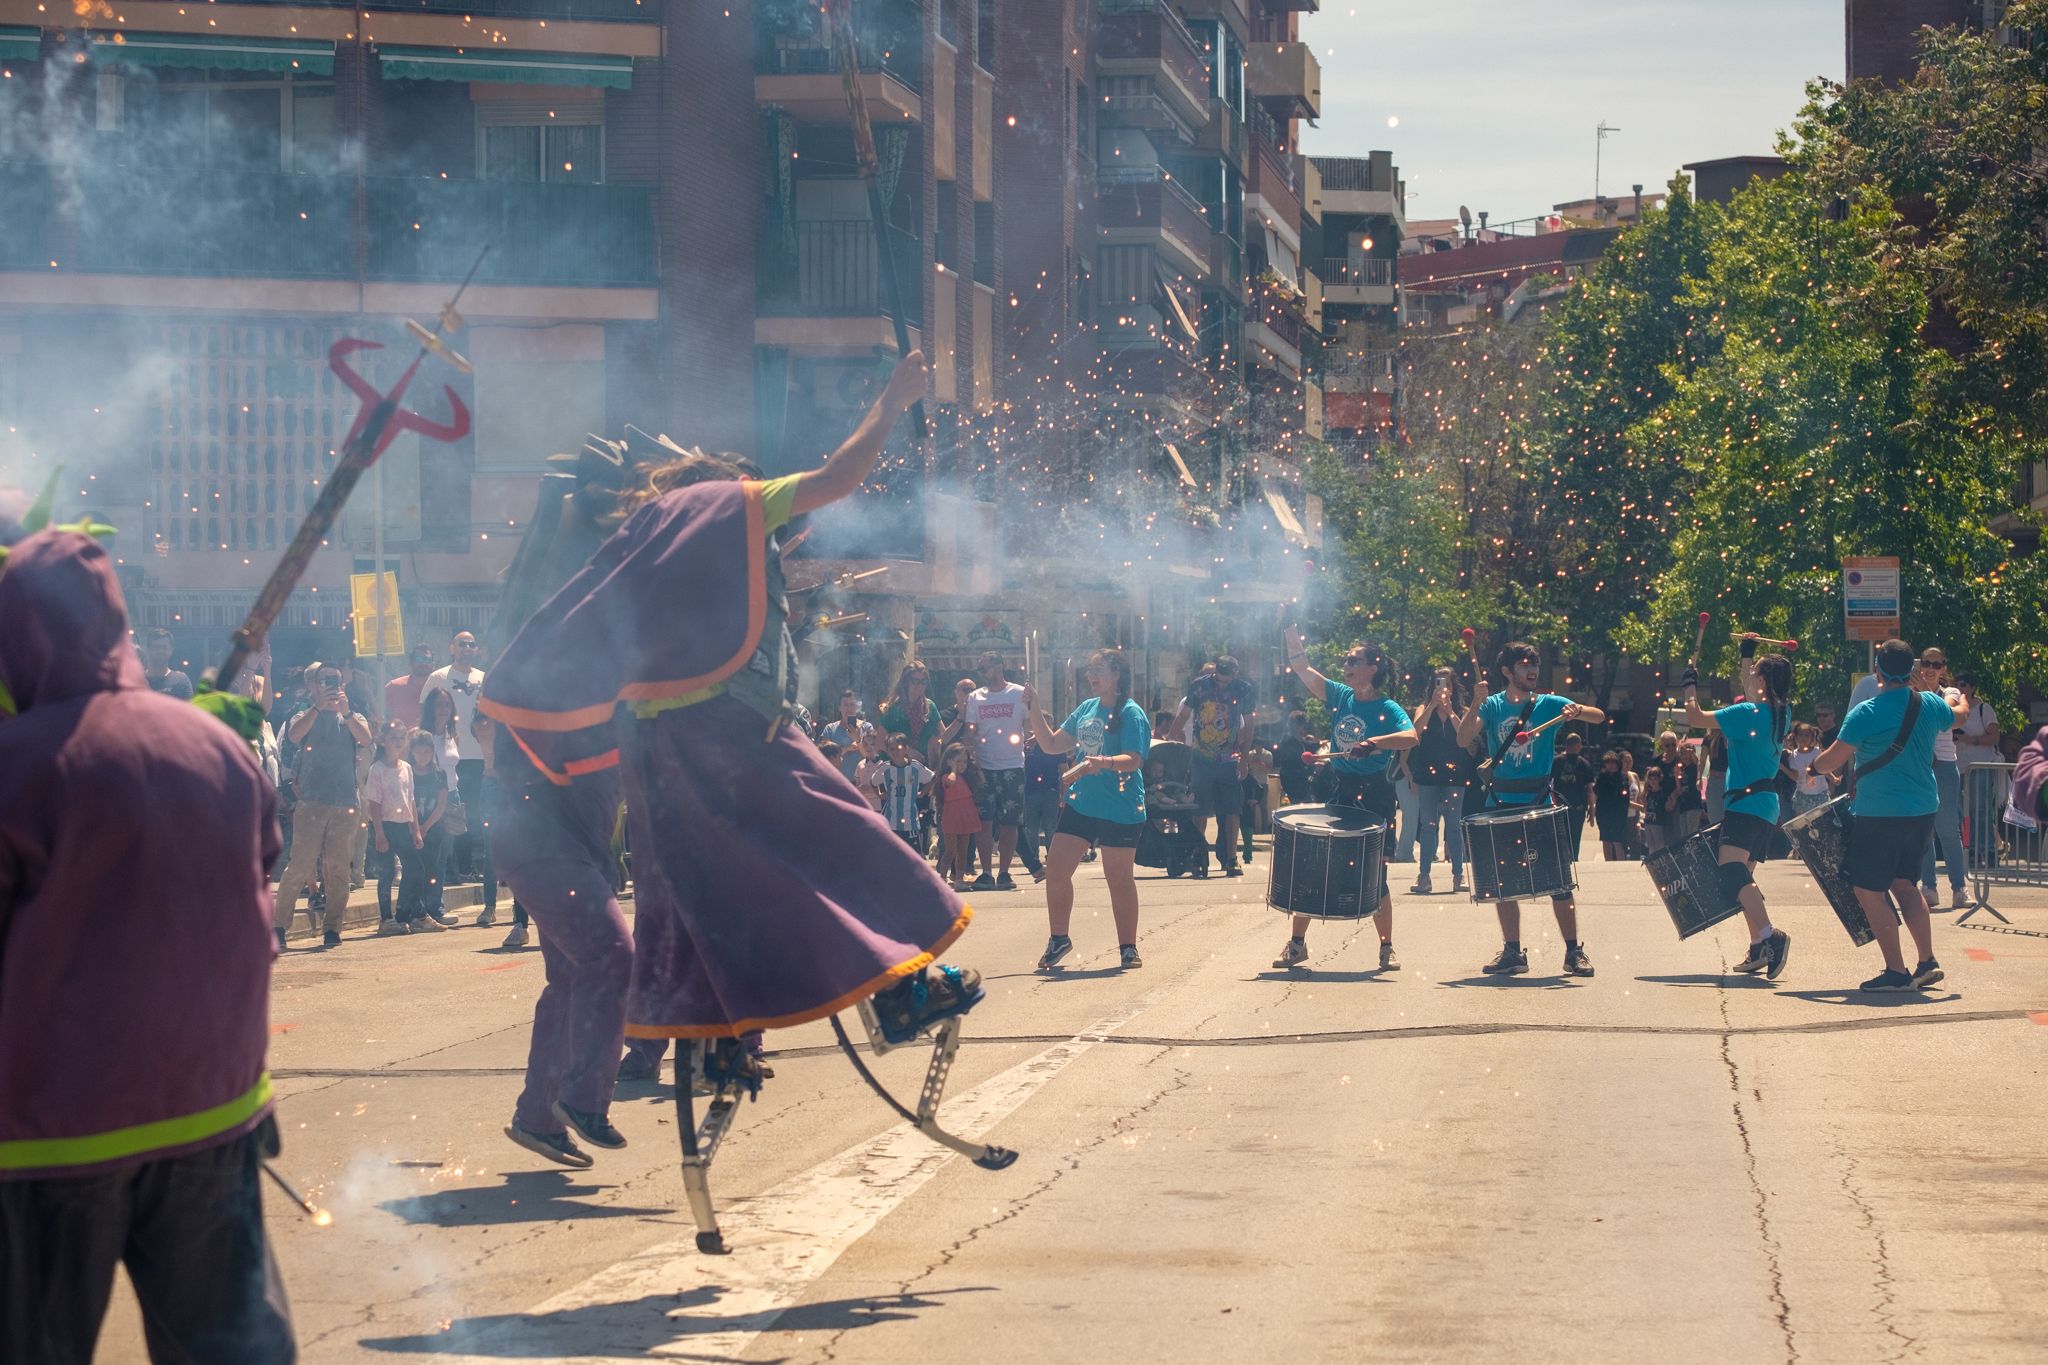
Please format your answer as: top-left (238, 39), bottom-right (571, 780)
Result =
top-left (1833, 1136), bottom-right (1917, 1361)
top-left (1715, 964), bottom-right (1797, 1364)
top-left (805, 1047), bottom-right (1193, 1365)
top-left (266, 1003), bottom-right (2036, 1084)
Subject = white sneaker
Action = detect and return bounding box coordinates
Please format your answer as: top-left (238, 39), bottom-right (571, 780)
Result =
top-left (376, 920), bottom-right (410, 937)
top-left (1272, 938), bottom-right (1308, 969)
top-left (1950, 888), bottom-right (1970, 911)
top-left (475, 907), bottom-right (498, 928)
top-left (411, 916), bottom-right (448, 933)
top-left (502, 925), bottom-right (529, 949)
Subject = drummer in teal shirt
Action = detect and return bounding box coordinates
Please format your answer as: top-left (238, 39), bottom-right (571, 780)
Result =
top-left (1455, 639), bottom-right (1606, 979)
top-left (1813, 637), bottom-right (1971, 993)
top-left (1275, 627), bottom-right (1418, 974)
top-left (1022, 649), bottom-right (1151, 974)
top-left (1682, 634), bottom-right (1797, 980)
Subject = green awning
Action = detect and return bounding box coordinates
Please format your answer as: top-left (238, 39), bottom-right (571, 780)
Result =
top-left (376, 45), bottom-right (632, 89)
top-left (88, 32), bottom-right (334, 75)
top-left (0, 26), bottom-right (42, 62)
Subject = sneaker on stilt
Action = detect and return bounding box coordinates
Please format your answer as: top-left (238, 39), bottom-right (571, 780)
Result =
top-left (873, 965), bottom-right (983, 1044)
top-left (503, 1122), bottom-right (593, 1169)
top-left (1272, 938), bottom-right (1308, 969)
top-left (551, 1101), bottom-right (628, 1150)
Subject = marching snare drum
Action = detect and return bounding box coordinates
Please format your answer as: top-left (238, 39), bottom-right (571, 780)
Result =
top-left (1646, 824), bottom-right (1743, 940)
top-left (1781, 793), bottom-right (1876, 946)
top-left (1268, 804), bottom-right (1388, 920)
top-left (1463, 803), bottom-right (1577, 902)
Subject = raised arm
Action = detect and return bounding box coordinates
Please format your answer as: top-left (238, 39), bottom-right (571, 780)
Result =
top-left (1456, 670), bottom-right (1492, 747)
top-left (1021, 685), bottom-right (1076, 755)
top-left (1282, 625), bottom-right (1331, 700)
top-left (790, 352), bottom-right (928, 518)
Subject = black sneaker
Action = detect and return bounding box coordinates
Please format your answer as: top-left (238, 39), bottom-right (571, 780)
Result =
top-left (1409, 878), bottom-right (1434, 896)
top-left (1483, 945), bottom-right (1529, 976)
top-left (995, 874), bottom-right (1018, 892)
top-left (1860, 969), bottom-right (1916, 992)
top-left (503, 1122), bottom-right (593, 1169)
top-left (873, 965), bottom-right (984, 1044)
top-left (321, 930), bottom-right (342, 950)
top-left (1732, 942), bottom-right (1770, 974)
top-left (1119, 944), bottom-right (1143, 970)
top-left (551, 1101), bottom-right (628, 1150)
top-left (1910, 958), bottom-right (1944, 988)
top-left (1563, 944), bottom-right (1595, 977)
top-left (1036, 935), bottom-right (1073, 971)
top-left (1762, 929), bottom-right (1792, 981)
top-left (1224, 864), bottom-right (1244, 878)
top-left (970, 874), bottom-right (997, 892)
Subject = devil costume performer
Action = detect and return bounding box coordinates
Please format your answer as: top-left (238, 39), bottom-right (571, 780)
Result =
top-left (480, 475), bottom-right (974, 1045)
top-left (0, 529), bottom-right (295, 1362)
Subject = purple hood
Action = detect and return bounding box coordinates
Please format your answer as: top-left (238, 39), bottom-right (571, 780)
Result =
top-left (0, 531), bottom-right (280, 1178)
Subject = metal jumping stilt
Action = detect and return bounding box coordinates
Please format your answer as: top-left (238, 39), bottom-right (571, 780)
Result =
top-left (674, 1041), bottom-right (748, 1255)
top-left (830, 1003), bottom-right (1019, 1171)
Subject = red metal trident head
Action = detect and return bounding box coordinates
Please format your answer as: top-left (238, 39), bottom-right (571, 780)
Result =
top-left (329, 338), bottom-right (470, 460)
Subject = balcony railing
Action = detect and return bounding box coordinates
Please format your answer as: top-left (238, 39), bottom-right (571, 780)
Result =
top-left (3, 164), bottom-right (656, 287)
top-left (203, 0), bottom-right (658, 16)
top-left (1095, 0), bottom-right (1209, 109)
top-left (369, 179), bottom-right (656, 287)
top-left (1098, 166), bottom-right (1212, 252)
top-left (1195, 97), bottom-right (1246, 167)
top-left (759, 38), bottom-right (922, 92)
top-left (1315, 156), bottom-right (1392, 193)
top-left (759, 218), bottom-right (924, 325)
top-left (1321, 257), bottom-right (1394, 288)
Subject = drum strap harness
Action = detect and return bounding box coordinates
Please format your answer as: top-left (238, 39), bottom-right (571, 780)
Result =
top-left (1481, 699), bottom-right (1538, 793)
top-left (1846, 690), bottom-right (1923, 799)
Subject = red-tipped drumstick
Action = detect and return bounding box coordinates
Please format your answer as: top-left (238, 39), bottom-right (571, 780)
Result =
top-left (1689, 612), bottom-right (1710, 670)
top-left (1734, 633), bottom-right (1800, 651)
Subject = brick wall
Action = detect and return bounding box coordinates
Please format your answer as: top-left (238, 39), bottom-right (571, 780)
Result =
top-left (1845, 0), bottom-right (1971, 84)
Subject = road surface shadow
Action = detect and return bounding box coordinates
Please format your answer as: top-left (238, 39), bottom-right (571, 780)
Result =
top-left (1775, 988), bottom-right (1965, 1008)
top-left (1251, 969), bottom-right (1394, 983)
top-left (1636, 973), bottom-right (1777, 990)
top-left (359, 1286), bottom-right (989, 1356)
top-left (1435, 975), bottom-right (1585, 990)
top-left (1026, 965), bottom-right (1134, 981)
top-left (380, 1170), bottom-right (670, 1227)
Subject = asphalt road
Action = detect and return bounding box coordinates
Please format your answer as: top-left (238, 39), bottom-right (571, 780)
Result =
top-left (97, 845), bottom-right (2048, 1364)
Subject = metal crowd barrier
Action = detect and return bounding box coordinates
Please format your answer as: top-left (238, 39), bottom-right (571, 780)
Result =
top-left (1961, 762), bottom-right (2045, 925)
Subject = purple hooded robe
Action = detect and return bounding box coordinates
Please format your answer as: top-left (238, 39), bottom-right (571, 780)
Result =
top-left (0, 530), bottom-right (279, 1179)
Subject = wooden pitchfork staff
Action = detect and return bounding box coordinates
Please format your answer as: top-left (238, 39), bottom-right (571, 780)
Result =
top-left (212, 249), bottom-right (488, 690)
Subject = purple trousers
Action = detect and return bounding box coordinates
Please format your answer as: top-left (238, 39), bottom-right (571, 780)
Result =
top-left (496, 773), bottom-right (630, 1133)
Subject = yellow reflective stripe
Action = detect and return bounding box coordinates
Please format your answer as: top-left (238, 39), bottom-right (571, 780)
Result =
top-left (0, 1073), bottom-right (271, 1171)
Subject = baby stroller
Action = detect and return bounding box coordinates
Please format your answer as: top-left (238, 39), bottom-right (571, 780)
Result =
top-left (1135, 739), bottom-right (1207, 877)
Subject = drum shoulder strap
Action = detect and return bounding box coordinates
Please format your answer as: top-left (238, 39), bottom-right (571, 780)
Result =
top-left (1482, 699), bottom-right (1538, 781)
top-left (1848, 690), bottom-right (1922, 796)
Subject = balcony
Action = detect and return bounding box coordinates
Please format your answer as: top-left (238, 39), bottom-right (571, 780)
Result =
top-left (1246, 41), bottom-right (1319, 120)
top-left (756, 34), bottom-right (921, 125)
top-left (758, 219), bottom-right (924, 326)
top-left (1094, 0), bottom-right (1210, 131)
top-left (1193, 97), bottom-right (1247, 168)
top-left (16, 167), bottom-right (653, 286)
top-left (1320, 256), bottom-right (1396, 306)
top-left (1247, 132), bottom-right (1301, 241)
top-left (369, 179), bottom-right (656, 287)
top-left (1096, 167), bottom-right (1213, 277)
top-left (278, 0), bottom-right (660, 15)
top-left (1313, 154), bottom-right (1406, 233)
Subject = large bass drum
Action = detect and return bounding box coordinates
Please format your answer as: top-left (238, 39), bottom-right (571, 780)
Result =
top-left (1782, 794), bottom-right (1876, 946)
top-left (1647, 824), bottom-right (1743, 939)
top-left (1268, 804), bottom-right (1388, 920)
top-left (1463, 803), bottom-right (1577, 902)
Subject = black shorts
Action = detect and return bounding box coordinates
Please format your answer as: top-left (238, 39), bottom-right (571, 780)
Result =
top-left (1717, 810), bottom-right (1780, 862)
top-left (1055, 806), bottom-right (1145, 849)
top-left (1846, 813), bottom-right (1936, 892)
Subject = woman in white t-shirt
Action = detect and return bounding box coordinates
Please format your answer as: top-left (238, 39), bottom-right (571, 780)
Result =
top-left (1954, 674), bottom-right (2005, 864)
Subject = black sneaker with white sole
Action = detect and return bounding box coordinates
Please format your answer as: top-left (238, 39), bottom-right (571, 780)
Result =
top-left (504, 1122), bottom-right (594, 1169)
top-left (1120, 944), bottom-right (1143, 969)
top-left (1732, 942), bottom-right (1770, 974)
top-left (1037, 935), bottom-right (1073, 971)
top-left (1860, 969), bottom-right (1916, 992)
top-left (1761, 929), bottom-right (1792, 981)
top-left (1562, 944), bottom-right (1595, 977)
top-left (1482, 945), bottom-right (1529, 976)
top-left (552, 1101), bottom-right (628, 1150)
top-left (1910, 958), bottom-right (1944, 988)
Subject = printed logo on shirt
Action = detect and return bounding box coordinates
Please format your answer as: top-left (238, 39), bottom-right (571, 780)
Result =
top-left (1078, 716), bottom-right (1106, 756)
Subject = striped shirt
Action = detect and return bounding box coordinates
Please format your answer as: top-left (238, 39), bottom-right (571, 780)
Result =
top-left (875, 759), bottom-right (934, 832)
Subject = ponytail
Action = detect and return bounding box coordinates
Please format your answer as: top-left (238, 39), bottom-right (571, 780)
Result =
top-left (1756, 656), bottom-right (1794, 747)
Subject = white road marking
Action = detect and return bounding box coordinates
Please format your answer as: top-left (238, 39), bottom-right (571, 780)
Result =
top-left (431, 985), bottom-right (1169, 1362)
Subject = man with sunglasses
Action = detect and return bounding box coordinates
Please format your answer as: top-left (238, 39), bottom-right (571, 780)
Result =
top-left (273, 662), bottom-right (371, 949)
top-left (1456, 641), bottom-right (1605, 978)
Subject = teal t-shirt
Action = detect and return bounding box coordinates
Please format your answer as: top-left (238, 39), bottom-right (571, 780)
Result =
top-left (1477, 692), bottom-right (1570, 805)
top-left (1838, 688), bottom-right (1951, 818)
top-left (1717, 700), bottom-right (1786, 824)
top-left (1060, 698), bottom-right (1151, 824)
top-left (1324, 680), bottom-right (1411, 776)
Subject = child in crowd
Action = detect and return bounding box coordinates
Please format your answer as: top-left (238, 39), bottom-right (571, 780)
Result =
top-left (853, 724), bottom-right (889, 813)
top-left (364, 719), bottom-right (422, 931)
top-left (406, 728), bottom-right (454, 929)
top-left (874, 732), bottom-right (936, 849)
top-left (1787, 722), bottom-right (1831, 817)
top-left (939, 742), bottom-right (984, 892)
top-left (1639, 766), bottom-right (1670, 853)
